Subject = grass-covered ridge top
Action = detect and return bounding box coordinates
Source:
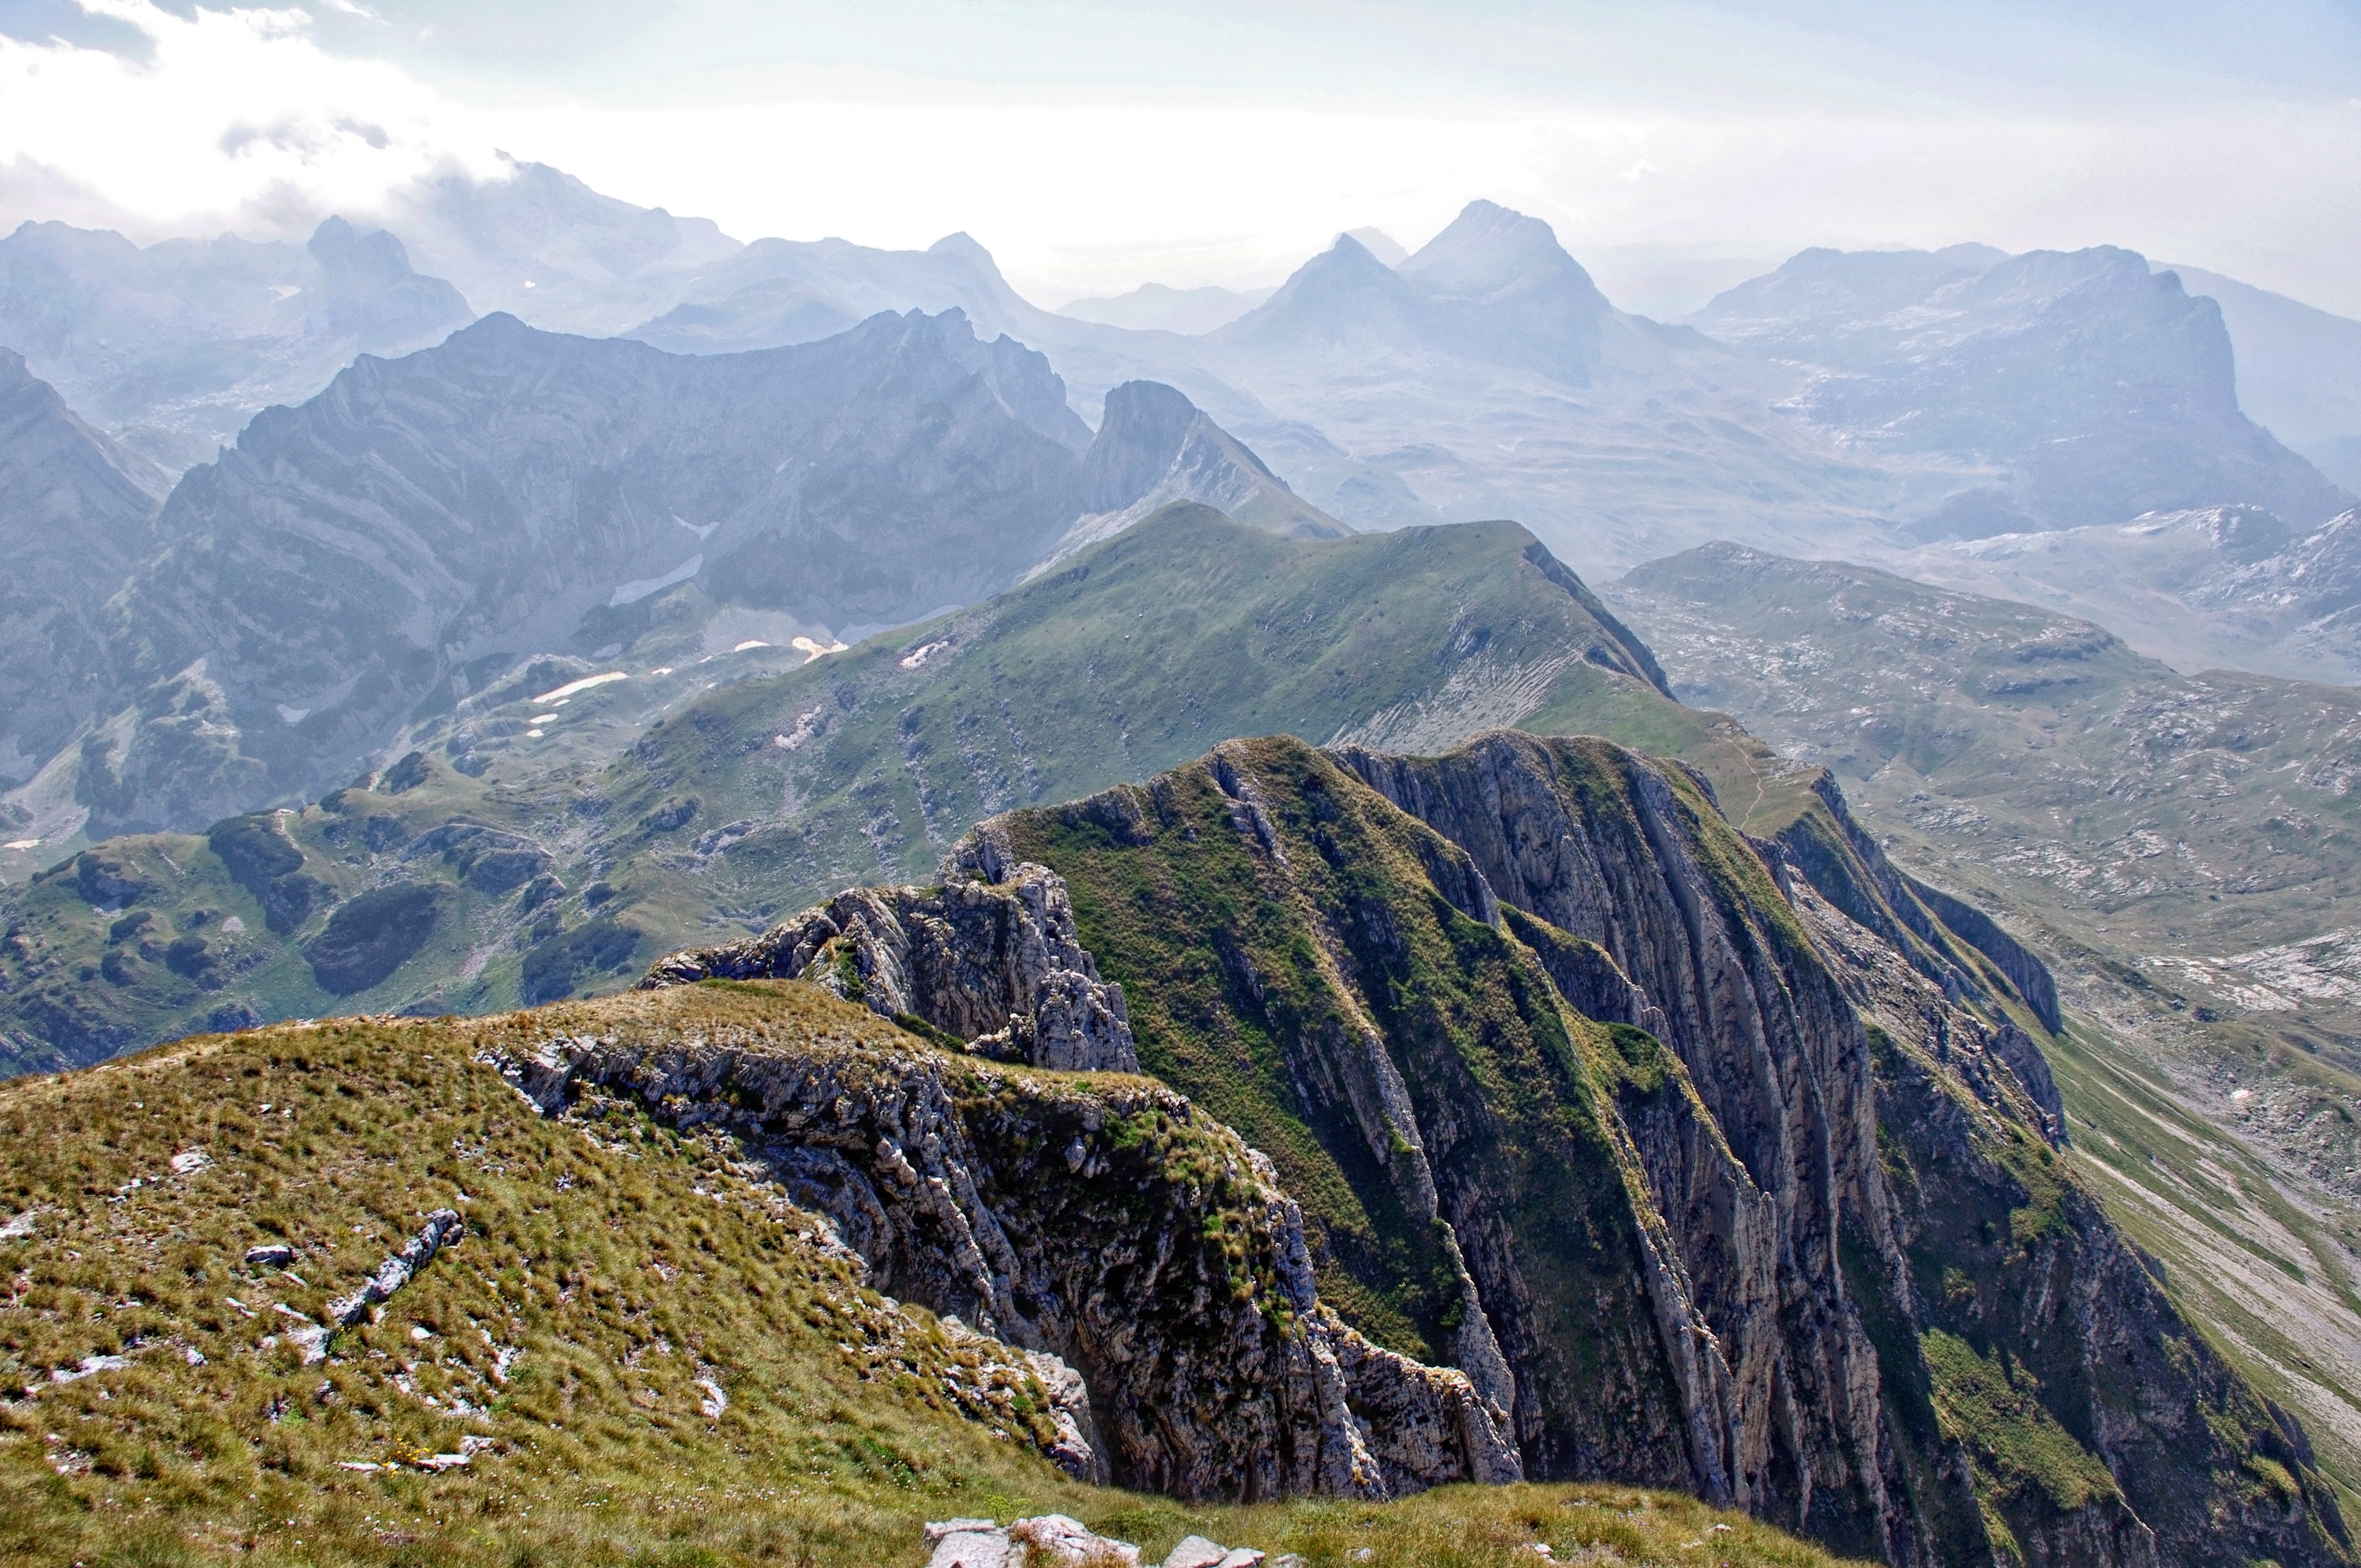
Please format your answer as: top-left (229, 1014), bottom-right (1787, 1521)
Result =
top-left (0, 504), bottom-right (1779, 1078)
top-left (0, 978), bottom-right (1868, 1568)
top-left (606, 504), bottom-right (1723, 923)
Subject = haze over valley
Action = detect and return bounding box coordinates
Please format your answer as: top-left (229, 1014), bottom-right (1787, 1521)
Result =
top-left (1, 5), bottom-right (2357, 1567)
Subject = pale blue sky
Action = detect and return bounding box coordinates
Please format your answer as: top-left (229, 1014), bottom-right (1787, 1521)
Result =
top-left (2, 1), bottom-right (2357, 312)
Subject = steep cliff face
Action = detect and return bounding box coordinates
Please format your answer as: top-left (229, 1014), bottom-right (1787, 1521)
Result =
top-left (1327, 733), bottom-right (1905, 1550)
top-left (968, 736), bottom-right (1902, 1550)
top-left (488, 995), bottom-right (1518, 1500)
top-left (951, 732), bottom-right (2351, 1567)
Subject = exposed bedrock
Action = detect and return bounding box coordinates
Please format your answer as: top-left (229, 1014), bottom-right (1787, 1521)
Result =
top-left (1330, 731), bottom-right (1901, 1548)
top-left (642, 859), bottom-right (1138, 1074)
top-left (485, 1021), bottom-right (1518, 1501)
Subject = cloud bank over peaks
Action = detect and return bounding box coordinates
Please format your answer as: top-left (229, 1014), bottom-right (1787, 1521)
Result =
top-left (0, 0), bottom-right (501, 241)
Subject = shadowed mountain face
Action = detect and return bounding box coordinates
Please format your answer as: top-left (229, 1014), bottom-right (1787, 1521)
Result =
top-left (1693, 245), bottom-right (2352, 537)
top-left (2164, 264), bottom-right (2361, 494)
top-left (0, 215), bottom-right (472, 471)
top-left (1037, 380), bottom-right (1349, 564)
top-left (0, 352), bottom-right (164, 780)
top-left (70, 311), bottom-right (1327, 835)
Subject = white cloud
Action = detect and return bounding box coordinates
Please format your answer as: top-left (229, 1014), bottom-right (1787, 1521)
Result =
top-left (0, 1), bottom-right (493, 240)
top-left (0, 2), bottom-right (2357, 318)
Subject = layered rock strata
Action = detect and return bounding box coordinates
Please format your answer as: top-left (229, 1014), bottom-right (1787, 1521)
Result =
top-left (483, 1016), bottom-right (1518, 1500)
top-left (979, 732), bottom-right (2351, 1567)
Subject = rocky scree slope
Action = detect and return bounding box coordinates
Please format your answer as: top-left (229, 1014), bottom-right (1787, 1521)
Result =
top-left (77, 311), bottom-right (1323, 836)
top-left (644, 730), bottom-right (2350, 1566)
top-left (1894, 502), bottom-right (2361, 687)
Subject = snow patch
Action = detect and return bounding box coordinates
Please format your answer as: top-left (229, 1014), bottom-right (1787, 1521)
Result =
top-left (609, 554), bottom-right (702, 607)
top-left (532, 671), bottom-right (627, 705)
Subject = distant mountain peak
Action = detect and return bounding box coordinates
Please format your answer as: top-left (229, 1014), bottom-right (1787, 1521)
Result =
top-left (1399, 200), bottom-right (1599, 300)
top-left (1343, 226), bottom-right (1407, 267)
top-left (1217, 204), bottom-right (1610, 383)
top-left (1037, 379), bottom-right (1346, 567)
top-left (927, 232), bottom-right (1004, 280)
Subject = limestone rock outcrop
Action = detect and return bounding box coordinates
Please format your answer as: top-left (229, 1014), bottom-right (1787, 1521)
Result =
top-left (640, 859), bottom-right (1138, 1074)
top-left (484, 1014), bottom-right (1518, 1500)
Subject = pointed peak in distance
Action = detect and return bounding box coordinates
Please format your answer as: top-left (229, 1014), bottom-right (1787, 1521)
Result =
top-left (1399, 200), bottom-right (1599, 300)
top-left (1345, 226), bottom-right (1408, 267)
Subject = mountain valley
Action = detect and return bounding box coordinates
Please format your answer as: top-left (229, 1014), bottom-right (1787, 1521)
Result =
top-left (3, 148), bottom-right (2361, 1568)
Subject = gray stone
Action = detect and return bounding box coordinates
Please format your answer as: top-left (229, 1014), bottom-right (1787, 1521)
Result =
top-left (325, 1209), bottom-right (462, 1327)
top-left (642, 860), bottom-right (1138, 1075)
top-left (1010, 1515), bottom-right (1140, 1568)
top-left (925, 1524), bottom-right (1012, 1568)
top-left (1160, 1537), bottom-right (1231, 1568)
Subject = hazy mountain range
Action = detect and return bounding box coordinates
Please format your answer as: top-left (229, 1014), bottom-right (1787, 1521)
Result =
top-left (0, 307), bottom-right (1335, 851)
top-left (5, 167), bottom-right (2361, 1550)
top-left (0, 213), bottom-right (471, 471)
top-left (12, 160), bottom-right (2353, 577)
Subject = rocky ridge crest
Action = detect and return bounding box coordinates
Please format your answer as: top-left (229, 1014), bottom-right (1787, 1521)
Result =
top-left (483, 1011), bottom-right (1520, 1499)
top-left (640, 858), bottom-right (1139, 1075)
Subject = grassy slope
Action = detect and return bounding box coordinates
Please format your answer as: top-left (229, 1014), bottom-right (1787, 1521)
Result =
top-left (2, 507), bottom-right (1760, 1076)
top-left (0, 979), bottom-right (1865, 1568)
top-left (609, 505), bottom-right (1740, 940)
top-left (0, 757), bottom-right (658, 1079)
top-left (5, 505), bottom-right (1867, 1087)
top-left (1611, 543), bottom-right (2361, 1499)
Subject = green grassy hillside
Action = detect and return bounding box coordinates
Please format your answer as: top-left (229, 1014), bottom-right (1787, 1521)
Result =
top-left (0, 761), bottom-right (579, 1077)
top-left (607, 504), bottom-right (1722, 923)
top-left (0, 507), bottom-right (1763, 1077)
top-left (0, 979), bottom-right (1867, 1568)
